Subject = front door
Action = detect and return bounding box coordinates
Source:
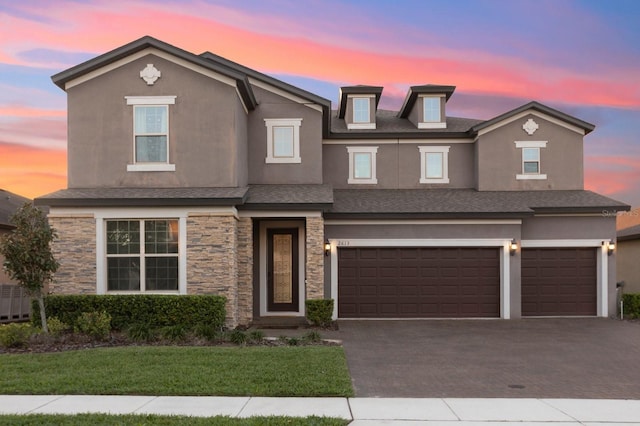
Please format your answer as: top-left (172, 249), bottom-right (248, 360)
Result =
top-left (267, 228), bottom-right (299, 312)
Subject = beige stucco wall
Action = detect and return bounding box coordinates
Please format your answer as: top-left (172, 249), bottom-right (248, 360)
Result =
top-left (476, 113), bottom-right (584, 191)
top-left (66, 53), bottom-right (246, 189)
top-left (617, 239), bottom-right (640, 294)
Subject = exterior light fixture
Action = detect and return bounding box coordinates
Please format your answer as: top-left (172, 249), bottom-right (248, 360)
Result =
top-left (510, 239), bottom-right (518, 256)
top-left (324, 241), bottom-right (331, 256)
top-left (607, 240), bottom-right (615, 256)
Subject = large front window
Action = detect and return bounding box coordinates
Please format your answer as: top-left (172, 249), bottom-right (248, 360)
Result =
top-left (106, 219), bottom-right (179, 292)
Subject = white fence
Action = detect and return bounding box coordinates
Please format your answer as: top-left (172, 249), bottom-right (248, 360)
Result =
top-left (0, 284), bottom-right (30, 323)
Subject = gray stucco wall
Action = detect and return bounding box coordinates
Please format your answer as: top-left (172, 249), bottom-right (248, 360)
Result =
top-left (322, 142), bottom-right (475, 189)
top-left (476, 113), bottom-right (584, 191)
top-left (247, 86), bottom-right (323, 184)
top-left (66, 53), bottom-right (245, 188)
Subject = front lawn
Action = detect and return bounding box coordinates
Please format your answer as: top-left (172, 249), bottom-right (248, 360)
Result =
top-left (0, 346), bottom-right (353, 397)
top-left (0, 414), bottom-right (349, 425)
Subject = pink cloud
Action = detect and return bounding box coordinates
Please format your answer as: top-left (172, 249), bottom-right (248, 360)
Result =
top-left (0, 143), bottom-right (66, 198)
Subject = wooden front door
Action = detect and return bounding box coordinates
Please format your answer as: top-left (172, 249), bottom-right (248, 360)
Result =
top-left (267, 228), bottom-right (299, 312)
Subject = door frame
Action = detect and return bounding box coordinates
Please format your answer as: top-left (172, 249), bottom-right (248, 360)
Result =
top-left (259, 221), bottom-right (306, 317)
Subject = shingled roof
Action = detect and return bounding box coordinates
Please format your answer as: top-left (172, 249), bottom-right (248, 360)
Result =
top-left (0, 189), bottom-right (30, 228)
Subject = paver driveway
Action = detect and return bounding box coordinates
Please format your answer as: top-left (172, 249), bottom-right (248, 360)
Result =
top-left (337, 318), bottom-right (640, 398)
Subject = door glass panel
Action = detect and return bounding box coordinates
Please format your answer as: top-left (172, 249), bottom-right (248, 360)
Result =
top-left (273, 234), bottom-right (293, 304)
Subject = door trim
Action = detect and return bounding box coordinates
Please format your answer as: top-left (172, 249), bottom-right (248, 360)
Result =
top-left (259, 221), bottom-right (306, 317)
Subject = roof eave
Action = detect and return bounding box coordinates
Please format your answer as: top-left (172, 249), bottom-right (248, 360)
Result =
top-left (34, 197), bottom-right (246, 208)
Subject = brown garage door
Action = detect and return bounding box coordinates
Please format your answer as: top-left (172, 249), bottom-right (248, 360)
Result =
top-left (521, 248), bottom-right (597, 316)
top-left (338, 247), bottom-right (500, 318)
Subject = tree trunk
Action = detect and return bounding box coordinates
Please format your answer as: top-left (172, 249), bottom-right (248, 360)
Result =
top-left (37, 292), bottom-right (48, 333)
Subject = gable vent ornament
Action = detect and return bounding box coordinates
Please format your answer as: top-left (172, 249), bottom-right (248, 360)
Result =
top-left (522, 118), bottom-right (539, 135)
top-left (140, 64), bottom-right (161, 85)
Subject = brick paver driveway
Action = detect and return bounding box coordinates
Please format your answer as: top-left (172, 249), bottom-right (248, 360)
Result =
top-left (337, 318), bottom-right (640, 398)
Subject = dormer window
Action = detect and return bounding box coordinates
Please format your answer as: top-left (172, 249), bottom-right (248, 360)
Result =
top-left (398, 85), bottom-right (454, 130)
top-left (418, 95), bottom-right (445, 129)
top-left (347, 95), bottom-right (375, 129)
top-left (353, 97), bottom-right (370, 124)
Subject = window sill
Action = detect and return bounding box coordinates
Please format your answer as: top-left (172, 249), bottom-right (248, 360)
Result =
top-left (347, 123), bottom-right (376, 130)
top-left (127, 164), bottom-right (176, 172)
top-left (265, 157), bottom-right (302, 164)
top-left (516, 174), bottom-right (547, 180)
top-left (418, 122), bottom-right (447, 129)
top-left (420, 178), bottom-right (450, 184)
top-left (348, 178), bottom-right (378, 184)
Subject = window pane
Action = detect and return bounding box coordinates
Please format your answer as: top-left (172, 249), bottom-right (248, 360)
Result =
top-left (353, 98), bottom-right (370, 123)
top-left (145, 220), bottom-right (179, 254)
top-left (146, 257), bottom-right (179, 291)
top-left (135, 106), bottom-right (167, 134)
top-left (354, 152), bottom-right (372, 179)
top-left (136, 136), bottom-right (167, 162)
top-left (106, 220), bottom-right (140, 255)
top-left (273, 126), bottom-right (294, 157)
top-left (424, 98), bottom-right (440, 122)
top-left (107, 257), bottom-right (140, 291)
top-left (522, 147), bottom-right (539, 161)
top-left (426, 152), bottom-right (443, 178)
top-left (524, 161), bottom-right (539, 173)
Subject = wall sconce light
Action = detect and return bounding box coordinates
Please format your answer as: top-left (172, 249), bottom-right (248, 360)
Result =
top-left (509, 239), bottom-right (518, 256)
top-left (605, 240), bottom-right (615, 256)
top-left (324, 240), bottom-right (331, 256)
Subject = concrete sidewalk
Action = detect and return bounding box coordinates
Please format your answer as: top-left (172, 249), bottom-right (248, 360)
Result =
top-left (2, 395), bottom-right (640, 424)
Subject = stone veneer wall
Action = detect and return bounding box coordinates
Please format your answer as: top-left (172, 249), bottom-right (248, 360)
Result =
top-left (48, 215), bottom-right (96, 294)
top-left (187, 214), bottom-right (239, 328)
top-left (305, 216), bottom-right (325, 300)
top-left (236, 217), bottom-right (253, 326)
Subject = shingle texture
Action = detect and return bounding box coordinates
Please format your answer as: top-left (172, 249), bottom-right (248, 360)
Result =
top-left (0, 189), bottom-right (30, 227)
top-left (618, 224), bottom-right (640, 240)
top-left (328, 189), bottom-right (628, 217)
top-left (244, 184), bottom-right (334, 206)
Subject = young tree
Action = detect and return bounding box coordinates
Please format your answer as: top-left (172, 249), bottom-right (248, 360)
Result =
top-left (0, 202), bottom-right (59, 332)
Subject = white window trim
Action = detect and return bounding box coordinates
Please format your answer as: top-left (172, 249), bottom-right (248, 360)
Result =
top-left (419, 146), bottom-right (450, 184)
top-left (264, 118), bottom-right (302, 164)
top-left (347, 95), bottom-right (376, 129)
top-left (515, 140), bottom-right (547, 180)
top-left (125, 96), bottom-right (177, 172)
top-left (347, 146), bottom-right (378, 184)
top-left (96, 212), bottom-right (187, 295)
top-left (418, 95), bottom-right (446, 129)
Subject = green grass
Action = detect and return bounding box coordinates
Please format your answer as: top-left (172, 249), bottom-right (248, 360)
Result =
top-left (0, 346), bottom-right (353, 397)
top-left (0, 414), bottom-right (349, 425)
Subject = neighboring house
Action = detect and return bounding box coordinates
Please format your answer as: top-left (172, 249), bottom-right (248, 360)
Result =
top-left (0, 189), bottom-right (30, 284)
top-left (617, 223), bottom-right (640, 294)
top-left (36, 36), bottom-right (630, 327)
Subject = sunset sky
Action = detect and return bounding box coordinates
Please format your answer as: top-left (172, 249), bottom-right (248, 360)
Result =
top-left (1, 0), bottom-right (639, 207)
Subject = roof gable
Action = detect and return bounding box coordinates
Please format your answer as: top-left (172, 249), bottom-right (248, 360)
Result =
top-left (472, 101), bottom-right (595, 136)
top-left (398, 85), bottom-right (456, 118)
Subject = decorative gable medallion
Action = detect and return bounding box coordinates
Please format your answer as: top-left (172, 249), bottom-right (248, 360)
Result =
top-left (140, 64), bottom-right (161, 85)
top-left (522, 118), bottom-right (539, 135)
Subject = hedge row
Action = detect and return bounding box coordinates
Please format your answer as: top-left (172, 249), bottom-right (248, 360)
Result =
top-left (32, 294), bottom-right (226, 331)
top-left (623, 293), bottom-right (640, 319)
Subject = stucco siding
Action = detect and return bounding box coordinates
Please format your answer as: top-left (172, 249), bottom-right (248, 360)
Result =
top-left (617, 239), bottom-right (640, 294)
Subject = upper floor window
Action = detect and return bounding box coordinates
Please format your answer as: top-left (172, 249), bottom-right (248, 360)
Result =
top-left (515, 141), bottom-right (547, 180)
top-left (419, 146), bottom-right (450, 184)
top-left (106, 219), bottom-right (179, 292)
top-left (125, 96), bottom-right (176, 172)
top-left (418, 95), bottom-right (446, 129)
top-left (265, 118), bottom-right (302, 163)
top-left (347, 146), bottom-right (378, 184)
top-left (347, 95), bottom-right (375, 129)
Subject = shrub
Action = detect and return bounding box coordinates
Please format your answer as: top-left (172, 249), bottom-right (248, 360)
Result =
top-left (127, 322), bottom-right (157, 342)
top-left (623, 293), bottom-right (640, 319)
top-left (34, 294), bottom-right (226, 331)
top-left (287, 337), bottom-right (300, 346)
top-left (193, 324), bottom-right (220, 342)
top-left (46, 317), bottom-right (69, 337)
top-left (74, 311), bottom-right (111, 341)
top-left (303, 330), bottom-right (322, 343)
top-left (160, 324), bottom-right (188, 342)
top-left (305, 299), bottom-right (334, 327)
top-left (228, 329), bottom-right (247, 345)
top-left (248, 330), bottom-right (265, 343)
top-left (0, 323), bottom-right (34, 348)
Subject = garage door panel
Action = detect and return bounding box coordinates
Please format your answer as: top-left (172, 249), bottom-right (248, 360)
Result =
top-left (521, 248), bottom-right (596, 316)
top-left (338, 247), bottom-right (500, 318)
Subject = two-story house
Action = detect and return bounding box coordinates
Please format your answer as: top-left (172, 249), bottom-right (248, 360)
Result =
top-left (37, 36), bottom-right (629, 327)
